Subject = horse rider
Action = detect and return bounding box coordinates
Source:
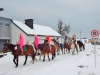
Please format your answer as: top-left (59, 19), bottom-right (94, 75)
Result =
top-left (17, 32), bottom-right (24, 55)
top-left (80, 38), bottom-right (82, 43)
top-left (64, 36), bottom-right (69, 45)
top-left (72, 34), bottom-right (77, 48)
top-left (32, 35), bottom-right (39, 54)
top-left (45, 35), bottom-right (51, 51)
top-left (56, 36), bottom-right (60, 46)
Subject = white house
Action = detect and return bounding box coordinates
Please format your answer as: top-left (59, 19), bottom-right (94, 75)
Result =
top-left (0, 17), bottom-right (62, 51)
top-left (11, 19), bottom-right (62, 44)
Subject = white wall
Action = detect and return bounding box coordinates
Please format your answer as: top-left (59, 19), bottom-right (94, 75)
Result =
top-left (11, 23), bottom-right (26, 44)
top-left (11, 23), bottom-right (63, 45)
top-left (26, 36), bottom-right (56, 45)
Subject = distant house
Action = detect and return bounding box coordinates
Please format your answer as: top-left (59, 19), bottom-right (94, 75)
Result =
top-left (0, 17), bottom-right (62, 51)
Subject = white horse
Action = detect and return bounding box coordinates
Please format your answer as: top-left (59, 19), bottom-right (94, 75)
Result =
top-left (71, 40), bottom-right (78, 55)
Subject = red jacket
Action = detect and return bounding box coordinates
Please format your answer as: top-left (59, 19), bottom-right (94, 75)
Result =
top-left (45, 35), bottom-right (50, 44)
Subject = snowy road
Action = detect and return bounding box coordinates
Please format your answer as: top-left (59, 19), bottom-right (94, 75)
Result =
top-left (0, 43), bottom-right (100, 75)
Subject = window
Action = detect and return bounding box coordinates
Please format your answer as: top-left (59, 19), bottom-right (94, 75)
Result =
top-left (0, 22), bottom-right (9, 26)
top-left (4, 23), bottom-right (9, 26)
top-left (0, 22), bottom-right (3, 26)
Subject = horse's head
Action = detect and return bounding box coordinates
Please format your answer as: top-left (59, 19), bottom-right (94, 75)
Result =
top-left (44, 40), bottom-right (48, 45)
top-left (77, 40), bottom-right (80, 44)
top-left (3, 43), bottom-right (17, 53)
top-left (2, 43), bottom-right (9, 53)
top-left (51, 38), bottom-right (56, 43)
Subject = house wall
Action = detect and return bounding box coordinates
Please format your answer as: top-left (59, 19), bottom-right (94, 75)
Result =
top-left (11, 22), bottom-right (63, 45)
top-left (11, 23), bottom-right (26, 44)
top-left (26, 36), bottom-right (63, 45)
top-left (0, 21), bottom-right (11, 37)
top-left (0, 17), bottom-right (11, 51)
top-left (26, 36), bottom-right (54, 45)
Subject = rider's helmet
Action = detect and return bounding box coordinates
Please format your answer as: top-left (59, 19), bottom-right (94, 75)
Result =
top-left (72, 35), bottom-right (75, 39)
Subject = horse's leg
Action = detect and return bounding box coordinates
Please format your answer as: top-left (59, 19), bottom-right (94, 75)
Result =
top-left (68, 48), bottom-right (70, 53)
top-left (72, 50), bottom-right (74, 55)
top-left (61, 48), bottom-right (63, 54)
top-left (83, 44), bottom-right (85, 51)
top-left (66, 48), bottom-right (68, 53)
top-left (72, 48), bottom-right (75, 55)
top-left (57, 49), bottom-right (59, 55)
top-left (76, 45), bottom-right (78, 54)
top-left (23, 55), bottom-right (28, 65)
top-left (30, 52), bottom-right (35, 64)
top-left (48, 53), bottom-right (50, 61)
top-left (51, 51), bottom-right (54, 60)
top-left (13, 56), bottom-right (16, 66)
top-left (58, 47), bottom-right (60, 55)
top-left (39, 50), bottom-right (42, 60)
top-left (15, 57), bottom-right (19, 67)
top-left (76, 48), bottom-right (78, 54)
top-left (43, 54), bottom-right (45, 62)
top-left (73, 50), bottom-right (75, 55)
top-left (71, 49), bottom-right (73, 55)
top-left (64, 48), bottom-right (65, 54)
top-left (74, 50), bottom-right (75, 55)
top-left (80, 46), bottom-right (82, 51)
top-left (52, 54), bottom-right (54, 60)
top-left (53, 51), bottom-right (55, 59)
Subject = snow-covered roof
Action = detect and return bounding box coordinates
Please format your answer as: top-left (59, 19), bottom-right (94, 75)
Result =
top-left (12, 20), bottom-right (61, 36)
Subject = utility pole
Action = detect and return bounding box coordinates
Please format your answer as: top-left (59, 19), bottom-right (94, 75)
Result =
top-left (80, 31), bottom-right (81, 38)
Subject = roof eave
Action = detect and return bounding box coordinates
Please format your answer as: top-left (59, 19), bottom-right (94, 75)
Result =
top-left (27, 34), bottom-right (62, 37)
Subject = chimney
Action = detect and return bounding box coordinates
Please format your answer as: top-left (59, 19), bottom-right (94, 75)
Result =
top-left (25, 19), bottom-right (33, 29)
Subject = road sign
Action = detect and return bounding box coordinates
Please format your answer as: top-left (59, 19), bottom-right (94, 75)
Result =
top-left (91, 29), bottom-right (99, 68)
top-left (91, 29), bottom-right (99, 37)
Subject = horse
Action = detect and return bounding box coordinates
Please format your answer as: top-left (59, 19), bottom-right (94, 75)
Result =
top-left (77, 40), bottom-right (85, 51)
top-left (42, 40), bottom-right (56, 62)
top-left (51, 39), bottom-right (63, 55)
top-left (33, 43), bottom-right (44, 60)
top-left (3, 43), bottom-right (36, 67)
top-left (26, 41), bottom-right (43, 60)
top-left (64, 41), bottom-right (71, 54)
top-left (70, 39), bottom-right (79, 55)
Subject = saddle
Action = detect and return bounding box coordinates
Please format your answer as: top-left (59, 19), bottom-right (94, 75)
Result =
top-left (46, 44), bottom-right (51, 51)
top-left (14, 45), bottom-right (27, 51)
top-left (23, 45), bottom-right (27, 51)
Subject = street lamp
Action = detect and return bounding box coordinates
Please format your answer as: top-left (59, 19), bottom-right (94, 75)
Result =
top-left (0, 8), bottom-right (4, 11)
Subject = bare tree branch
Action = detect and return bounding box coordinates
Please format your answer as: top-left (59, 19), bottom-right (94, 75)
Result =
top-left (57, 19), bottom-right (70, 36)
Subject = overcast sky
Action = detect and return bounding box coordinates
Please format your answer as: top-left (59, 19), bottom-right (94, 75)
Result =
top-left (0, 0), bottom-right (100, 38)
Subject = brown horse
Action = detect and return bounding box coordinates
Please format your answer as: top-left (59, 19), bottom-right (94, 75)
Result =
top-left (42, 40), bottom-right (56, 62)
top-left (51, 39), bottom-right (63, 55)
top-left (3, 43), bottom-right (36, 67)
top-left (64, 41), bottom-right (71, 54)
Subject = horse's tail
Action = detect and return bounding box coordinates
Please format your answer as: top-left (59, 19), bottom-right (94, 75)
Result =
top-left (31, 46), bottom-right (35, 61)
top-left (54, 49), bottom-right (56, 57)
top-left (32, 50), bottom-right (36, 62)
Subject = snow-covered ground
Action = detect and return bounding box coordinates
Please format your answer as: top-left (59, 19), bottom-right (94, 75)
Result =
top-left (0, 43), bottom-right (100, 75)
